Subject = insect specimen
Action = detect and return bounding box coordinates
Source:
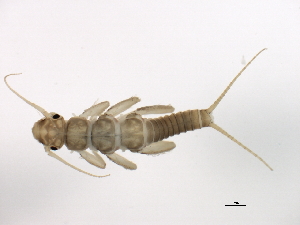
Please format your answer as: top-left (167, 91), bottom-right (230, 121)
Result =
top-left (4, 48), bottom-right (272, 177)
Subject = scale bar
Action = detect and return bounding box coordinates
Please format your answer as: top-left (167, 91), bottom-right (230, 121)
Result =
top-left (225, 205), bottom-right (246, 206)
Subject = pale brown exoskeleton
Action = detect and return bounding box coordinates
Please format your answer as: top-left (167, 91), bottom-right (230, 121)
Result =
top-left (4, 49), bottom-right (273, 177)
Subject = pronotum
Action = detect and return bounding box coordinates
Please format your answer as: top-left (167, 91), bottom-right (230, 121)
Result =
top-left (4, 48), bottom-right (272, 177)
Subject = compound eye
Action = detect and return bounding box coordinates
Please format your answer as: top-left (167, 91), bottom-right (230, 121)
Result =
top-left (52, 114), bottom-right (60, 119)
top-left (50, 146), bottom-right (58, 150)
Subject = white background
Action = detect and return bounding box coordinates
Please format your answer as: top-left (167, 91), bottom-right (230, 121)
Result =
top-left (1, 1), bottom-right (300, 224)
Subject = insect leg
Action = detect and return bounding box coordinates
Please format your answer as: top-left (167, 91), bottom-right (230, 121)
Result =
top-left (106, 153), bottom-right (137, 170)
top-left (80, 101), bottom-right (110, 118)
top-left (133, 105), bottom-right (175, 115)
top-left (79, 150), bottom-right (106, 169)
top-left (139, 141), bottom-right (176, 154)
top-left (105, 97), bottom-right (140, 116)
